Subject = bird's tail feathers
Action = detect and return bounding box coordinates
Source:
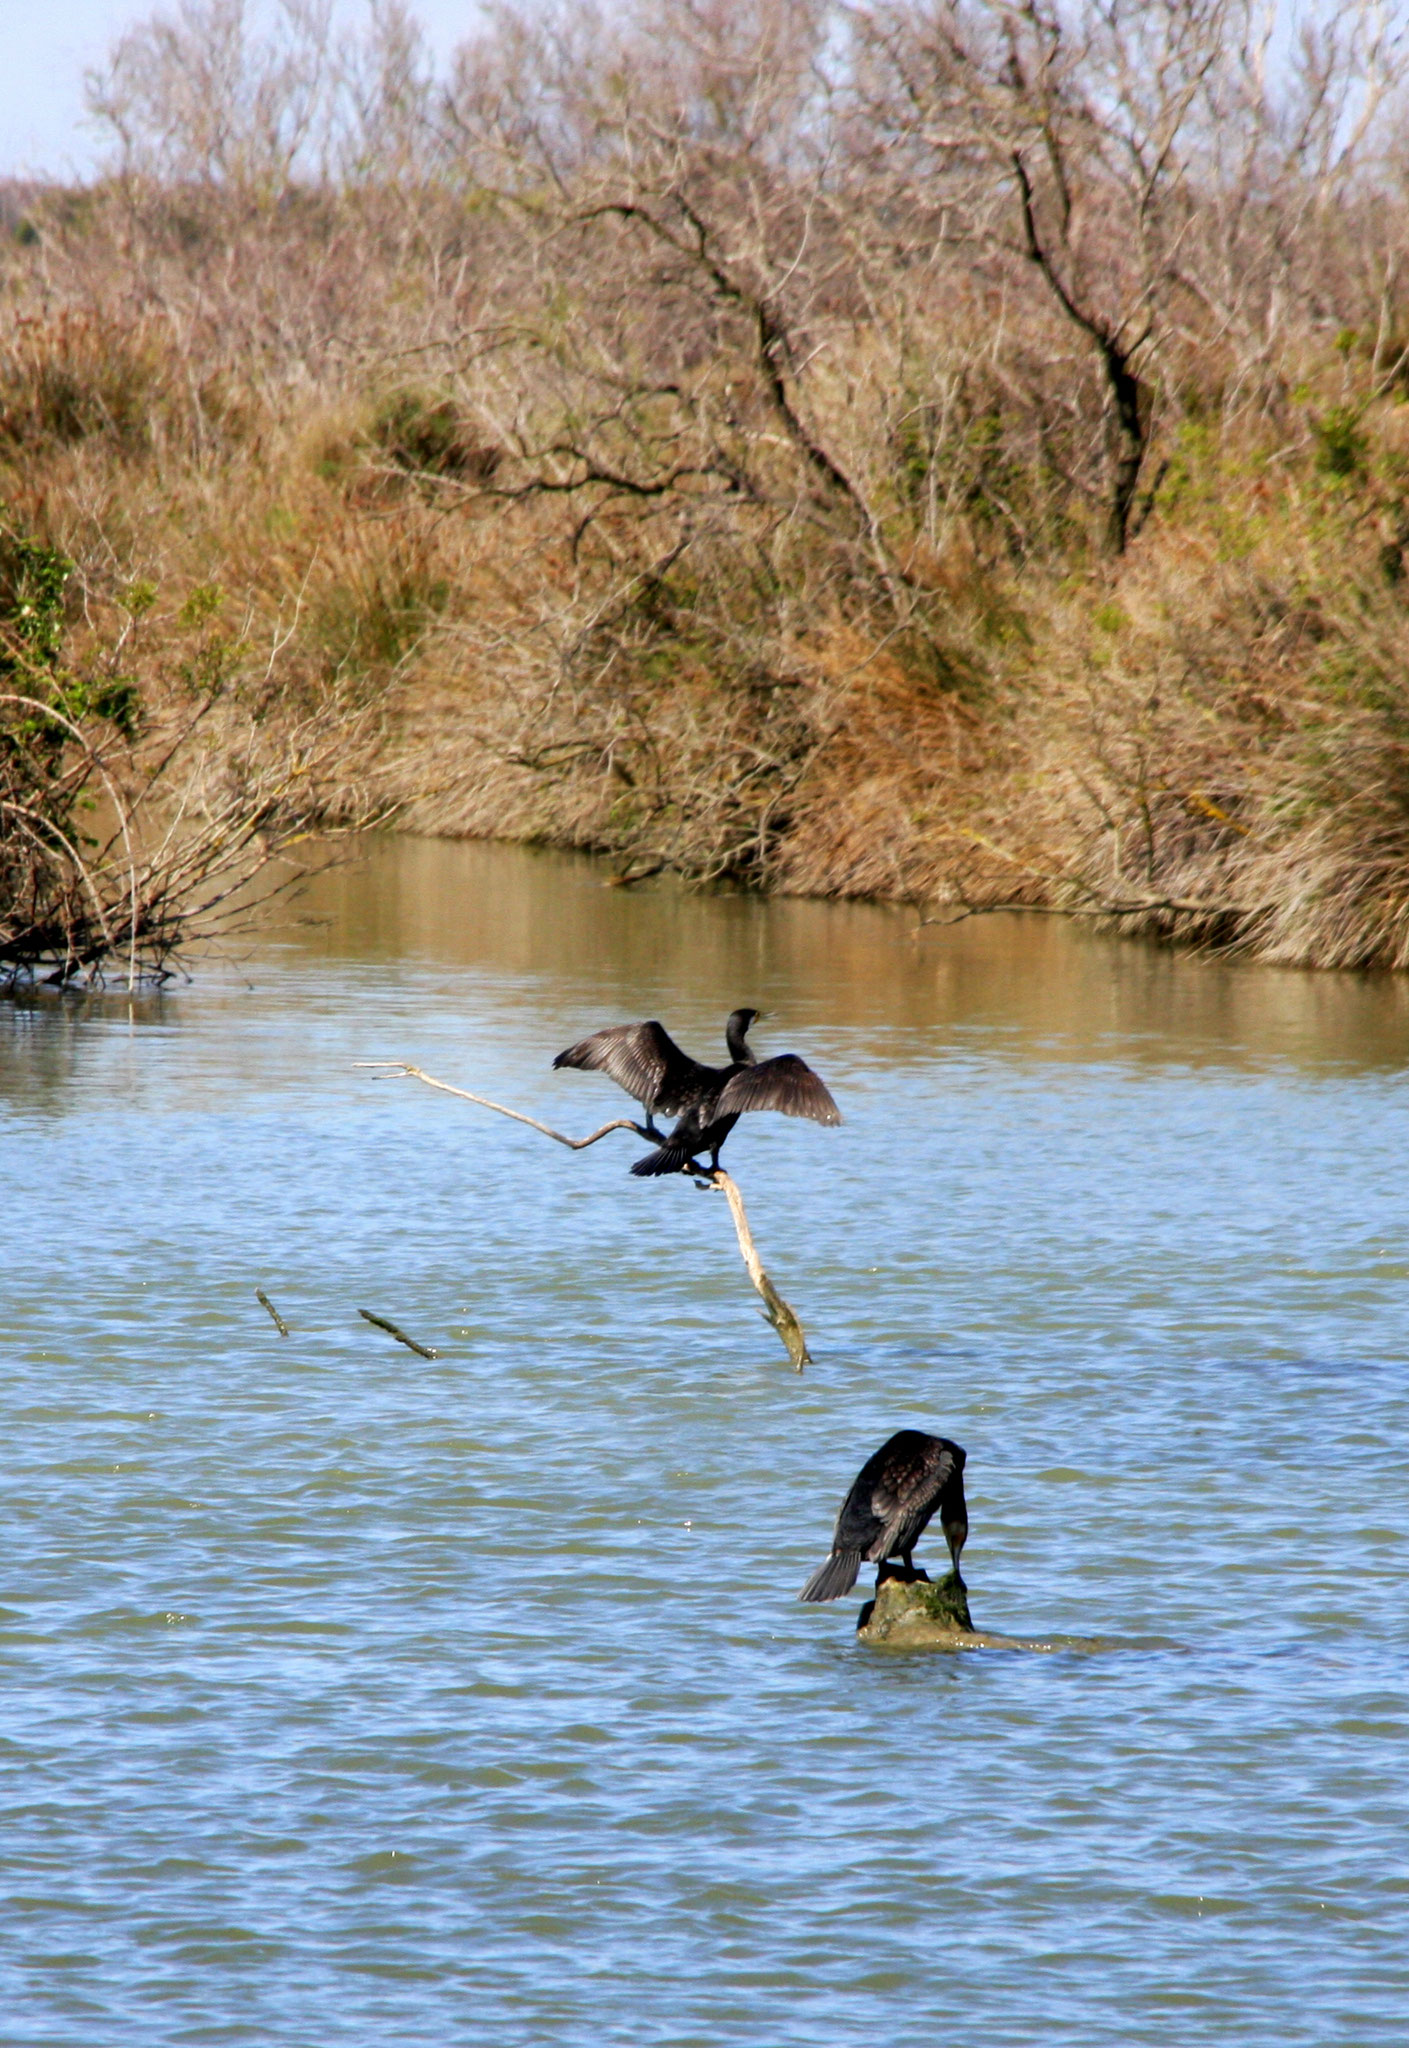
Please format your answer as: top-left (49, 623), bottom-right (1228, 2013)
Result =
top-left (630, 1139), bottom-right (695, 1178)
top-left (798, 1550), bottom-right (863, 1602)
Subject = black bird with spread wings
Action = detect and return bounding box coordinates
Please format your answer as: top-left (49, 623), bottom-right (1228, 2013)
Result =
top-left (552, 1007), bottom-right (841, 1178)
top-left (799, 1430), bottom-right (968, 1602)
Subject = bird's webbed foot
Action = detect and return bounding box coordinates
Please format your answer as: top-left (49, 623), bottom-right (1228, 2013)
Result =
top-left (875, 1559), bottom-right (930, 1587)
top-left (688, 1160), bottom-right (720, 1188)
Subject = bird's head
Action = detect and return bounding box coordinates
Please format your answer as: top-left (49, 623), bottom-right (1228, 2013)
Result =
top-left (725, 1007), bottom-right (761, 1059)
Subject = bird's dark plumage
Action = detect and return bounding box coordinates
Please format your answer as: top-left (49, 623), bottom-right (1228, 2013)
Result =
top-left (716, 1053), bottom-right (841, 1124)
top-left (552, 1018), bottom-right (705, 1129)
top-left (553, 1008), bottom-right (840, 1175)
top-left (799, 1430), bottom-right (968, 1602)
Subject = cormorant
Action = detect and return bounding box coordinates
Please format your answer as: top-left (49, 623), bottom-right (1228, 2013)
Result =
top-left (799, 1430), bottom-right (968, 1602)
top-left (552, 1007), bottom-right (841, 1177)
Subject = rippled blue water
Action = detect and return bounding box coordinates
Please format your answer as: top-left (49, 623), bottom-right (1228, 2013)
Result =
top-left (4, 838), bottom-right (1409, 2046)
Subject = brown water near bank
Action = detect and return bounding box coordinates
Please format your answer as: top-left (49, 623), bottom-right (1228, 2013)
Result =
top-left (287, 834), bottom-right (1409, 1072)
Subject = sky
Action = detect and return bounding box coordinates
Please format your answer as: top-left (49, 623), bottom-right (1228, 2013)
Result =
top-left (0, 0), bottom-right (485, 180)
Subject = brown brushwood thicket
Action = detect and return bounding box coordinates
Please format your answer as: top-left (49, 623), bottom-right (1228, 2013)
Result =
top-left (7, 0), bottom-right (1409, 970)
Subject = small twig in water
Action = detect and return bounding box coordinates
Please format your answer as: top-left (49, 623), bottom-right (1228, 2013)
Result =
top-left (358, 1308), bottom-right (440, 1360)
top-left (255, 1287), bottom-right (290, 1337)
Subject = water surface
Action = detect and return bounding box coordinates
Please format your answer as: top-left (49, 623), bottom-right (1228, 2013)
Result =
top-left (4, 838), bottom-right (1408, 2045)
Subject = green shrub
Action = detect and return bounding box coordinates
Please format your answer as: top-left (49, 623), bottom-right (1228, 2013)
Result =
top-left (1312, 405), bottom-right (1367, 480)
top-left (366, 390), bottom-right (501, 481)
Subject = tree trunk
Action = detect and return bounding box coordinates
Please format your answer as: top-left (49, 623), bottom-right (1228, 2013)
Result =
top-left (1101, 342), bottom-right (1148, 556)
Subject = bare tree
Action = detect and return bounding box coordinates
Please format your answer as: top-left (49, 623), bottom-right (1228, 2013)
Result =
top-left (851, 0), bottom-right (1409, 553)
top-left (417, 0), bottom-right (941, 883)
top-left (0, 517), bottom-right (383, 987)
top-left (88, 0), bottom-right (345, 202)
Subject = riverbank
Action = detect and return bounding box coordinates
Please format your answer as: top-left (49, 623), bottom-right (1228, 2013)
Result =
top-left (6, 0), bottom-right (1409, 970)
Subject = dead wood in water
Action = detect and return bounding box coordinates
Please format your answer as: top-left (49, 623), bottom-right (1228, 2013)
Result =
top-left (255, 1287), bottom-right (289, 1336)
top-left (358, 1307), bottom-right (439, 1359)
top-left (710, 1170), bottom-right (809, 1371)
top-left (355, 1062), bottom-right (648, 1149)
top-left (359, 1062), bottom-right (811, 1369)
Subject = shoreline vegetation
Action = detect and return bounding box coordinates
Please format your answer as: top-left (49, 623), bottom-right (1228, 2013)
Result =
top-left (7, 0), bottom-right (1409, 979)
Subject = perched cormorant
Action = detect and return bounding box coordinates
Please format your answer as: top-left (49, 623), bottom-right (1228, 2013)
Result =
top-left (553, 1008), bottom-right (841, 1177)
top-left (799, 1430), bottom-right (968, 1602)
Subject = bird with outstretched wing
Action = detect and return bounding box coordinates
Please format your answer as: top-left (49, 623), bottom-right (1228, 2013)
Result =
top-left (553, 1008), bottom-right (840, 1176)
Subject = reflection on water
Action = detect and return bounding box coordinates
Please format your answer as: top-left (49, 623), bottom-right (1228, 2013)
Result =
top-left (290, 836), bottom-right (1409, 1070)
top-left (3, 835), bottom-right (1408, 2047)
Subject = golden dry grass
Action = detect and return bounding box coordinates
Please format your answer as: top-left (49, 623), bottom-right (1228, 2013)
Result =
top-left (6, 174), bottom-right (1409, 969)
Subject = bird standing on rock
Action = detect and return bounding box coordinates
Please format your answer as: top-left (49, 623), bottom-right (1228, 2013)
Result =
top-left (552, 1008), bottom-right (841, 1178)
top-left (799, 1431), bottom-right (968, 1602)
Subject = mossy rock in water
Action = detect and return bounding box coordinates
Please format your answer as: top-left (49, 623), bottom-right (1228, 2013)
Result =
top-left (854, 1576), bottom-right (1080, 1654)
top-left (857, 1570), bottom-right (975, 1646)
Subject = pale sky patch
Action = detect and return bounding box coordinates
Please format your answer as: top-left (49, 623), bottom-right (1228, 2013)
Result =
top-left (0, 0), bottom-right (490, 179)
